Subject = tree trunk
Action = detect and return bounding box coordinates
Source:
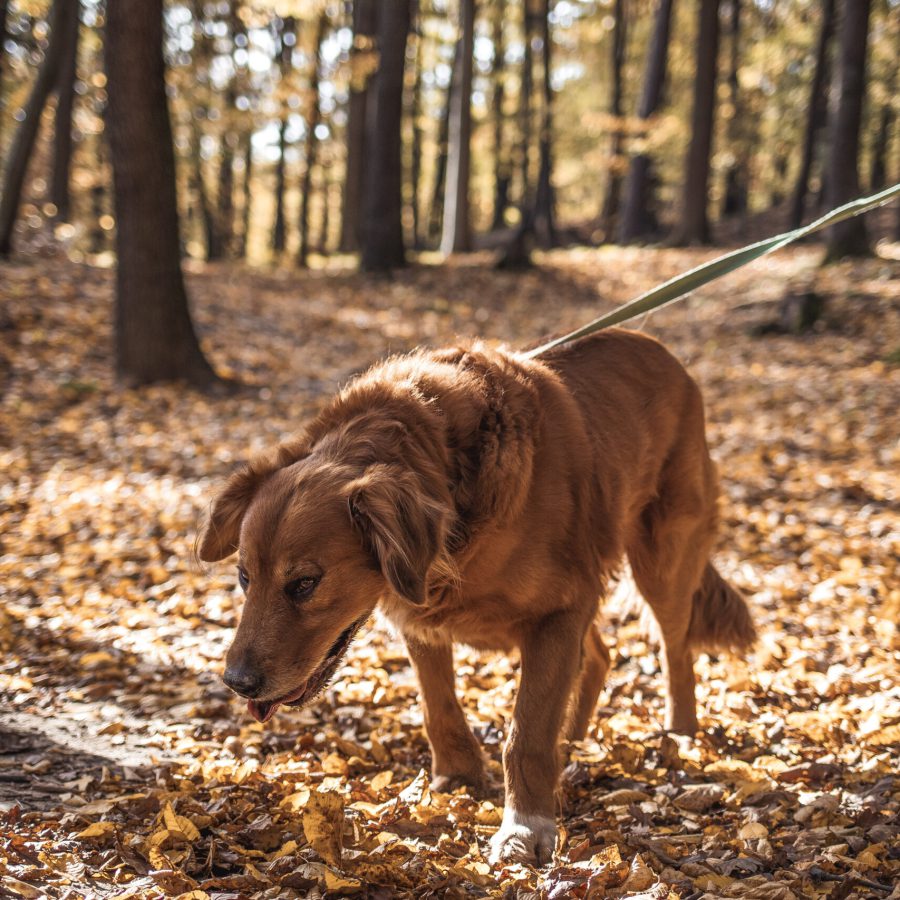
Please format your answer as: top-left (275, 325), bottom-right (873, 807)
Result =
top-left (298, 13), bottom-right (327, 267)
top-left (672, 0), bottom-right (721, 246)
top-left (490, 0), bottom-right (511, 231)
top-left (50, 0), bottom-right (79, 222)
top-left (239, 130), bottom-right (253, 258)
top-left (340, 0), bottom-right (376, 253)
top-left (440, 0), bottom-right (475, 255)
top-left (789, 0), bottom-right (836, 228)
top-left (272, 117), bottom-right (288, 254)
top-left (105, 0), bottom-right (217, 387)
top-left (0, 0), bottom-right (9, 150)
top-left (824, 0), bottom-right (871, 260)
top-left (533, 0), bottom-right (556, 247)
top-left (516, 2), bottom-right (535, 207)
top-left (868, 61), bottom-right (895, 192)
top-left (617, 0), bottom-right (674, 243)
top-left (600, 0), bottom-right (627, 237)
top-left (720, 0), bottom-right (748, 217)
top-left (191, 119), bottom-right (221, 261)
top-left (427, 43), bottom-right (456, 244)
top-left (360, 0), bottom-right (410, 272)
top-left (410, 23), bottom-right (424, 249)
top-left (317, 168), bottom-right (331, 254)
top-left (0, 0), bottom-right (75, 256)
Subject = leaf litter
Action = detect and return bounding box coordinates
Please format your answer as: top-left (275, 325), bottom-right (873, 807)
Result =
top-left (0, 246), bottom-right (898, 898)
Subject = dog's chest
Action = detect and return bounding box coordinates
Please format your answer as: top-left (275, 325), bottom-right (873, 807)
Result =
top-left (381, 588), bottom-right (523, 651)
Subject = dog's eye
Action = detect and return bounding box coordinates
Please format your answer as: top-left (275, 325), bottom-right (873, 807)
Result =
top-left (285, 575), bottom-right (319, 601)
top-left (237, 567), bottom-right (250, 590)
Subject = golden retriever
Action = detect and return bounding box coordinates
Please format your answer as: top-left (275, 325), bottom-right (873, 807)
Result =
top-left (199, 329), bottom-right (756, 865)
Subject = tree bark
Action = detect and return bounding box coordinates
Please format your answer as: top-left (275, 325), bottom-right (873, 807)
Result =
top-left (191, 118), bottom-right (221, 261)
top-left (532, 0), bottom-right (556, 247)
top-left (516, 1), bottom-right (535, 207)
top-left (410, 22), bottom-right (424, 249)
top-left (427, 43), bottom-right (456, 243)
top-left (600, 0), bottom-right (627, 236)
top-left (272, 117), bottom-right (288, 254)
top-left (298, 12), bottom-right (327, 267)
top-left (0, 0), bottom-right (9, 150)
top-left (105, 0), bottom-right (217, 387)
top-left (789, 0), bottom-right (836, 228)
top-left (50, 0), bottom-right (79, 222)
top-left (360, 0), bottom-right (410, 272)
top-left (617, 0), bottom-right (674, 243)
top-left (672, 0), bottom-right (721, 246)
top-left (239, 129), bottom-right (253, 258)
top-left (824, 0), bottom-right (871, 260)
top-left (340, 0), bottom-right (376, 253)
top-left (490, 0), bottom-right (511, 231)
top-left (0, 0), bottom-right (75, 256)
top-left (271, 16), bottom-right (296, 256)
top-left (440, 0), bottom-right (475, 255)
top-left (720, 0), bottom-right (748, 218)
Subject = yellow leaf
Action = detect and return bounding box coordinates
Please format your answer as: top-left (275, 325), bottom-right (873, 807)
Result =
top-left (738, 822), bottom-right (768, 840)
top-left (302, 790), bottom-right (344, 867)
top-left (370, 770), bottom-right (393, 791)
top-left (77, 821), bottom-right (117, 839)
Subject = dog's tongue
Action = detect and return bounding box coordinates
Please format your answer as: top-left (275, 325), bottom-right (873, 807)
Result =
top-left (247, 699), bottom-right (280, 723)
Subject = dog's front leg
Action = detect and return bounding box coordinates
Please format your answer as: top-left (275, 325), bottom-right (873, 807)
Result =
top-left (405, 637), bottom-right (486, 794)
top-left (489, 608), bottom-right (586, 867)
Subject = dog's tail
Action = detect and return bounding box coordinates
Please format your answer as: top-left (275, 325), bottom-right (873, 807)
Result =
top-left (687, 563), bottom-right (757, 652)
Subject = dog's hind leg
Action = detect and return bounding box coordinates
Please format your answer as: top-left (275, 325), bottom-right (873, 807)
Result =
top-left (626, 413), bottom-right (721, 735)
top-left (405, 638), bottom-right (487, 795)
top-left (565, 623), bottom-right (610, 742)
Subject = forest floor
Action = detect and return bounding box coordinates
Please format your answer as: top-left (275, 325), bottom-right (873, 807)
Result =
top-left (1, 243), bottom-right (899, 899)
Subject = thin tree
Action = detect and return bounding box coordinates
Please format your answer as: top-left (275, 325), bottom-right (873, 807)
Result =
top-left (672, 0), bottom-right (721, 245)
top-left (106, 0), bottom-right (218, 386)
top-left (360, 0), bottom-right (410, 272)
top-left (532, 0), bottom-right (556, 246)
top-left (789, 0), bottom-right (836, 228)
top-left (490, 0), bottom-right (511, 230)
top-left (440, 0), bottom-right (475, 255)
top-left (298, 12), bottom-right (327, 268)
top-left (824, 0), bottom-right (871, 260)
top-left (272, 16), bottom-right (296, 255)
top-left (617, 0), bottom-right (674, 243)
top-left (410, 18), bottom-right (425, 248)
top-left (600, 0), bottom-right (627, 236)
top-left (0, 0), bottom-right (77, 256)
top-left (427, 42), bottom-right (457, 243)
top-left (720, 0), bottom-right (748, 217)
top-left (50, 0), bottom-right (79, 221)
top-left (0, 0), bottom-right (9, 149)
top-left (239, 130), bottom-right (254, 257)
top-left (339, 0), bottom-right (376, 253)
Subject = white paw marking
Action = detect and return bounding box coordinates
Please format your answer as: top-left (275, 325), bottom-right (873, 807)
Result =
top-left (488, 808), bottom-right (557, 866)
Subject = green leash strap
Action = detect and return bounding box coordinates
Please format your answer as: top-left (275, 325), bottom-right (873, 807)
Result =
top-left (526, 182), bottom-right (900, 359)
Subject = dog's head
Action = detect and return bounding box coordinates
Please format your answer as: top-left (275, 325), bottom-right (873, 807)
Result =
top-left (199, 446), bottom-right (451, 722)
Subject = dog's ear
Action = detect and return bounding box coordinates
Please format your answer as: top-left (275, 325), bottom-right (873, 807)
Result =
top-left (198, 438), bottom-right (310, 562)
top-left (346, 465), bottom-right (449, 605)
top-left (197, 465), bottom-right (266, 562)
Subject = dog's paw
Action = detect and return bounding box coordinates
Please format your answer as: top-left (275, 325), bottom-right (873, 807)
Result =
top-left (488, 808), bottom-right (557, 867)
top-left (430, 770), bottom-right (488, 797)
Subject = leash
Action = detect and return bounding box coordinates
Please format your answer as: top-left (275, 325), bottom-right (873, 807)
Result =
top-left (526, 183), bottom-right (900, 358)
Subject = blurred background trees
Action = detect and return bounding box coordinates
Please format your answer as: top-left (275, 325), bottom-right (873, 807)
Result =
top-left (0, 0), bottom-right (897, 377)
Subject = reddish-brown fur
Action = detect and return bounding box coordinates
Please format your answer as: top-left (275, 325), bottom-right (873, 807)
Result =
top-left (199, 329), bottom-right (756, 865)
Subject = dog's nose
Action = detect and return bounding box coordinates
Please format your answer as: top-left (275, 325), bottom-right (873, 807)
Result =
top-left (223, 666), bottom-right (264, 698)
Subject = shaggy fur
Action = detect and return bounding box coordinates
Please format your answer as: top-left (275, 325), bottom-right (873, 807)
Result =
top-left (199, 328), bottom-right (756, 865)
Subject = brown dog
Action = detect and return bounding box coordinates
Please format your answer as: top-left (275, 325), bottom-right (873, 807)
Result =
top-left (199, 329), bottom-right (756, 865)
